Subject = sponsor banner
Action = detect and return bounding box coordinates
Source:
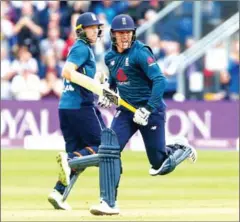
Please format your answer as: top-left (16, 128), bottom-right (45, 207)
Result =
top-left (1, 100), bottom-right (239, 150)
top-left (1, 100), bottom-right (60, 149)
top-left (166, 101), bottom-right (239, 139)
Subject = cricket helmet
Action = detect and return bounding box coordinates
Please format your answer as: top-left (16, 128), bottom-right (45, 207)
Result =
top-left (110, 14), bottom-right (136, 46)
top-left (75, 12), bottom-right (103, 43)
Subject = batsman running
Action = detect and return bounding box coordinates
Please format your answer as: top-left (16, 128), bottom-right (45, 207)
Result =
top-left (89, 14), bottom-right (198, 215)
top-left (48, 12), bottom-right (106, 210)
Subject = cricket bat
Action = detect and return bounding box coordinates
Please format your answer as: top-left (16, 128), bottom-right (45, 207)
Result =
top-left (70, 70), bottom-right (136, 113)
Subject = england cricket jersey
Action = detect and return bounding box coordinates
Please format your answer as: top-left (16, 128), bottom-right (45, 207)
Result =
top-left (59, 39), bottom-right (96, 109)
top-left (105, 40), bottom-right (166, 113)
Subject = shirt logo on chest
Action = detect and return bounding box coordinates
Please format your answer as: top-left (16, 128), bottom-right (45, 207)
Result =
top-left (116, 68), bottom-right (128, 82)
top-left (125, 57), bottom-right (129, 66)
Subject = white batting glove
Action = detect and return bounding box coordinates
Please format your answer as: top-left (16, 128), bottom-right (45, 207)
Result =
top-left (133, 107), bottom-right (151, 126)
top-left (97, 95), bottom-right (112, 108)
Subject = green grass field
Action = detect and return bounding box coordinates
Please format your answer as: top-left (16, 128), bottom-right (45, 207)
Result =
top-left (1, 149), bottom-right (239, 221)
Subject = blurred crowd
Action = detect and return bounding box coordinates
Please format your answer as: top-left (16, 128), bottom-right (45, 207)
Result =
top-left (1, 0), bottom-right (239, 101)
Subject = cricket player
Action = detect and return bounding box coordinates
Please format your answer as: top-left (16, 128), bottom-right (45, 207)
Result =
top-left (48, 12), bottom-right (105, 210)
top-left (90, 14), bottom-right (197, 215)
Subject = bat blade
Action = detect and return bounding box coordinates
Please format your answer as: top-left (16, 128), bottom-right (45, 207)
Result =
top-left (70, 70), bottom-right (104, 97)
top-left (70, 70), bottom-right (136, 113)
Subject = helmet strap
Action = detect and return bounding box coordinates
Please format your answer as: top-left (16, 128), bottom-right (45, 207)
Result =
top-left (97, 25), bottom-right (104, 38)
top-left (76, 28), bottom-right (91, 44)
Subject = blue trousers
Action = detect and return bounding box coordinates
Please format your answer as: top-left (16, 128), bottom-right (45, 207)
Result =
top-left (59, 106), bottom-right (105, 153)
top-left (55, 106), bottom-right (105, 194)
top-left (111, 110), bottom-right (168, 169)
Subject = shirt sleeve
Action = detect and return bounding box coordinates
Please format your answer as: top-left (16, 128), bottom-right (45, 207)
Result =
top-left (137, 46), bottom-right (166, 112)
top-left (67, 43), bottom-right (89, 67)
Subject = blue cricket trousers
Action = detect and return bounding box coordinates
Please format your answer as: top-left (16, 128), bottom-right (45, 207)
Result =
top-left (111, 109), bottom-right (167, 169)
top-left (59, 106), bottom-right (105, 153)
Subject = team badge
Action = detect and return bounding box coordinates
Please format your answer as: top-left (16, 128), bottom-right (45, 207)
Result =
top-left (122, 17), bottom-right (127, 25)
top-left (125, 57), bottom-right (129, 66)
top-left (116, 68), bottom-right (128, 82)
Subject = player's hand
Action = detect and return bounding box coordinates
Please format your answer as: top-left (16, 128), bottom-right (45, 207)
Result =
top-left (133, 107), bottom-right (151, 126)
top-left (97, 95), bottom-right (112, 108)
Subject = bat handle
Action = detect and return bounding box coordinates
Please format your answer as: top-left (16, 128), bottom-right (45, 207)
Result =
top-left (119, 99), bottom-right (136, 113)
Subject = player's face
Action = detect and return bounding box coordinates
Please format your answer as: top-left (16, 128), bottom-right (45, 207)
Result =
top-left (84, 25), bottom-right (99, 44)
top-left (114, 31), bottom-right (133, 52)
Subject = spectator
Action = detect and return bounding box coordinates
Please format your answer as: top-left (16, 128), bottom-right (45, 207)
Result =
top-left (68, 1), bottom-right (90, 14)
top-left (2, 1), bottom-right (18, 23)
top-left (205, 42), bottom-right (228, 71)
top-left (1, 2), bottom-right (14, 39)
top-left (60, 1), bottom-right (90, 36)
top-left (1, 47), bottom-right (12, 99)
top-left (127, 1), bottom-right (151, 25)
top-left (139, 9), bottom-right (158, 25)
top-left (10, 46), bottom-right (41, 100)
top-left (40, 53), bottom-right (63, 99)
top-left (10, 69), bottom-right (41, 100)
top-left (158, 40), bottom-right (181, 98)
top-left (219, 1), bottom-right (238, 20)
top-left (46, 11), bottom-right (68, 40)
top-left (149, 0), bottom-right (165, 11)
top-left (39, 51), bottom-right (62, 79)
top-left (11, 46), bottom-right (38, 76)
top-left (185, 37), bottom-right (203, 75)
top-left (204, 42), bottom-right (228, 94)
top-left (31, 1), bottom-right (47, 12)
top-left (146, 33), bottom-right (165, 60)
top-left (184, 37), bottom-right (204, 100)
top-left (3, 0), bottom-right (238, 102)
top-left (40, 26), bottom-right (65, 61)
top-left (39, 1), bottom-right (61, 30)
top-left (220, 39), bottom-right (239, 100)
top-left (1, 1), bottom-right (15, 56)
top-left (93, 0), bottom-right (118, 24)
top-left (13, 1), bottom-right (43, 58)
top-left (40, 70), bottom-right (63, 99)
top-left (227, 40), bottom-right (239, 100)
top-left (62, 13), bottom-right (79, 60)
top-left (47, 11), bottom-right (60, 29)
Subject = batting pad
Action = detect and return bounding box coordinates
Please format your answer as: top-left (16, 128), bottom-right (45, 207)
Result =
top-left (157, 147), bottom-right (193, 175)
top-left (98, 128), bottom-right (121, 208)
top-left (68, 154), bottom-right (99, 170)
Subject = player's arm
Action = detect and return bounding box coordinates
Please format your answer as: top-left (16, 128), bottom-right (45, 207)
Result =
top-left (62, 44), bottom-right (89, 81)
top-left (62, 62), bottom-right (78, 81)
top-left (137, 46), bottom-right (167, 112)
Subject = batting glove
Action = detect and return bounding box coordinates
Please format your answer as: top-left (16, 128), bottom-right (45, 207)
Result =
top-left (133, 107), bottom-right (151, 126)
top-left (97, 95), bottom-right (112, 108)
